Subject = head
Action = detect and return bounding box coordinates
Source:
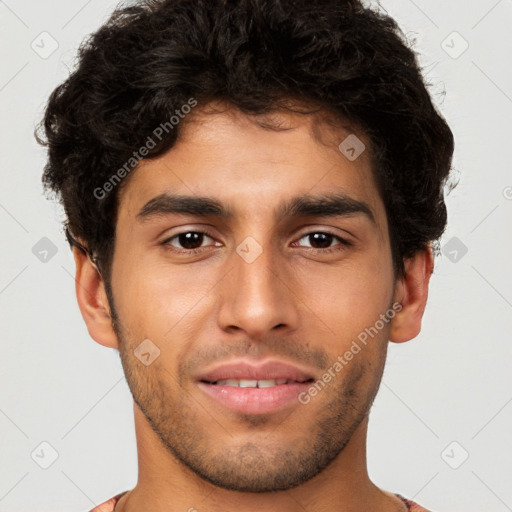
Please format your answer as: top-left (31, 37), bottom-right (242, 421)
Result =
top-left (38, 0), bottom-right (454, 494)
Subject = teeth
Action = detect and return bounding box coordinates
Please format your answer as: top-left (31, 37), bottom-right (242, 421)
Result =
top-left (257, 379), bottom-right (277, 388)
top-left (212, 379), bottom-right (292, 387)
top-left (239, 379), bottom-right (258, 388)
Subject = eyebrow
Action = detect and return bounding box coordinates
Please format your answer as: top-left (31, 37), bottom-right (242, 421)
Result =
top-left (137, 192), bottom-right (376, 225)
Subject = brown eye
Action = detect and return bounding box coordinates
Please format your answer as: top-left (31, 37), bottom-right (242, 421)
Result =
top-left (162, 230), bottom-right (217, 252)
top-left (303, 233), bottom-right (335, 249)
top-left (295, 231), bottom-right (351, 251)
top-left (174, 232), bottom-right (205, 249)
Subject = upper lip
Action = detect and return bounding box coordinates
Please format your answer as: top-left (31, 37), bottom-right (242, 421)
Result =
top-left (196, 360), bottom-right (316, 383)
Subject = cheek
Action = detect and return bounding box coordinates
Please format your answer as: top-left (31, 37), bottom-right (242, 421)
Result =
top-left (300, 283), bottom-right (392, 378)
top-left (349, 244), bottom-right (395, 310)
top-left (112, 258), bottom-right (218, 343)
top-left (114, 272), bottom-right (206, 381)
top-left (299, 257), bottom-right (394, 332)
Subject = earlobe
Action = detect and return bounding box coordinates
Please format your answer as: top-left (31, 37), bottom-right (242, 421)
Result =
top-left (389, 246), bottom-right (434, 343)
top-left (73, 246), bottom-right (119, 349)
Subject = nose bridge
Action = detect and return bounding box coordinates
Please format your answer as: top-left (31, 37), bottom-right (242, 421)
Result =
top-left (216, 233), bottom-right (298, 336)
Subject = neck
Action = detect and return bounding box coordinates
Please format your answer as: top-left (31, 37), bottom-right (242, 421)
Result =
top-left (115, 403), bottom-right (406, 512)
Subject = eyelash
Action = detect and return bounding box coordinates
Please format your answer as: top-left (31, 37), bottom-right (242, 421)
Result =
top-left (161, 229), bottom-right (352, 255)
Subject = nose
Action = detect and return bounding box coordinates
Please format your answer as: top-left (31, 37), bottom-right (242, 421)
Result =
top-left (216, 239), bottom-right (300, 339)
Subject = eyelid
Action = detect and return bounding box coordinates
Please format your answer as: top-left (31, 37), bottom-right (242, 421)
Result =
top-left (294, 225), bottom-right (354, 244)
top-left (293, 231), bottom-right (352, 250)
top-left (161, 226), bottom-right (353, 254)
top-left (161, 227), bottom-right (219, 249)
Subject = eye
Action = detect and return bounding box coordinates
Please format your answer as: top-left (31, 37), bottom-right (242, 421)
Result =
top-left (162, 230), bottom-right (219, 253)
top-left (161, 229), bottom-right (352, 255)
top-left (293, 231), bottom-right (352, 252)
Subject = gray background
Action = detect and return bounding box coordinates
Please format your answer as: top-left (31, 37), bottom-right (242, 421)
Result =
top-left (1, 0), bottom-right (511, 510)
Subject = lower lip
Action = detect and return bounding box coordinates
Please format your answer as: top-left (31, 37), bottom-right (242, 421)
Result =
top-left (197, 381), bottom-right (312, 415)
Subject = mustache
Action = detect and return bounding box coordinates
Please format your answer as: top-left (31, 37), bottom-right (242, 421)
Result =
top-left (179, 336), bottom-right (330, 379)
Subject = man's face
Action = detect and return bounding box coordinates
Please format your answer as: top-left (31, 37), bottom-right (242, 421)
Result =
top-left (108, 105), bottom-right (397, 492)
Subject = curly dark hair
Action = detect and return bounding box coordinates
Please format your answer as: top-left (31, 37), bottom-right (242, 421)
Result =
top-left (37, 0), bottom-right (454, 283)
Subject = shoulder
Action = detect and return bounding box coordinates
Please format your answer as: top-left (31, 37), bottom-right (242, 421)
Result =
top-left (396, 494), bottom-right (434, 511)
top-left (88, 491), bottom-right (129, 512)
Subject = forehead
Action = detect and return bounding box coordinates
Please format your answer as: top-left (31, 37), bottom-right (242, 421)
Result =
top-left (117, 105), bottom-right (387, 232)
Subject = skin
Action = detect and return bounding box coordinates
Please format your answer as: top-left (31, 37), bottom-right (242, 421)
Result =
top-left (74, 103), bottom-right (433, 512)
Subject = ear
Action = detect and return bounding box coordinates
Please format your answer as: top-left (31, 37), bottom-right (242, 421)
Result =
top-left (389, 246), bottom-right (434, 343)
top-left (72, 246), bottom-right (119, 349)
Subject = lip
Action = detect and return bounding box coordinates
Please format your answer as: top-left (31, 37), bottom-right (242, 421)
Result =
top-left (196, 360), bottom-right (316, 383)
top-left (195, 359), bottom-right (316, 415)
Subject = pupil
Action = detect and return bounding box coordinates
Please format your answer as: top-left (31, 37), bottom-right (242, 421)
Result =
top-left (179, 232), bottom-right (203, 249)
top-left (177, 233), bottom-right (332, 250)
top-left (310, 233), bottom-right (332, 248)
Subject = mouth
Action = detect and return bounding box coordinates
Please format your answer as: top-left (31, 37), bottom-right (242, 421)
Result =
top-left (201, 378), bottom-right (314, 387)
top-left (195, 360), bottom-right (316, 415)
